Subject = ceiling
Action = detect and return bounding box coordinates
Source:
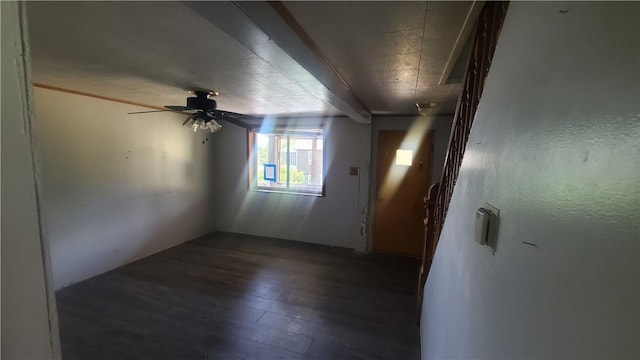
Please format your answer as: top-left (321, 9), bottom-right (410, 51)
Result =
top-left (26, 1), bottom-right (479, 122)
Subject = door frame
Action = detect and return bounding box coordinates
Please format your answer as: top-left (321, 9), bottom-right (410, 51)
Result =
top-left (2, 2), bottom-right (61, 357)
top-left (369, 127), bottom-right (436, 255)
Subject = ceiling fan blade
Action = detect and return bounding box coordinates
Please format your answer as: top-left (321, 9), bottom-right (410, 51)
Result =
top-left (210, 109), bottom-right (261, 129)
top-left (127, 109), bottom-right (171, 114)
top-left (165, 105), bottom-right (193, 112)
top-left (182, 113), bottom-right (196, 126)
top-left (211, 109), bottom-right (259, 120)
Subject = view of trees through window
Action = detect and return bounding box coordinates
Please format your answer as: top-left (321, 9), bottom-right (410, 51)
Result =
top-left (254, 129), bottom-right (324, 195)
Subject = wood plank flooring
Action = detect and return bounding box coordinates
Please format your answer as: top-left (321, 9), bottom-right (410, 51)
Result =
top-left (55, 232), bottom-right (421, 359)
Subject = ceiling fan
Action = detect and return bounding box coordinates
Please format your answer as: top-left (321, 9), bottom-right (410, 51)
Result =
top-left (128, 89), bottom-right (255, 133)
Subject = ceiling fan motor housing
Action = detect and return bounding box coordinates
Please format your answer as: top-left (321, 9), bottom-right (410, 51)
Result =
top-left (187, 97), bottom-right (216, 112)
top-left (187, 91), bottom-right (216, 112)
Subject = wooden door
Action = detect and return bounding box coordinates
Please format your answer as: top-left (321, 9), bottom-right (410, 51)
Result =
top-left (373, 130), bottom-right (434, 257)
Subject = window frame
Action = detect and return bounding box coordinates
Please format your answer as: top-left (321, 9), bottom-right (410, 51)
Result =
top-left (248, 127), bottom-right (326, 197)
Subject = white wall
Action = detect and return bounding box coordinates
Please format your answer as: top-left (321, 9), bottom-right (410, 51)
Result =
top-left (1, 2), bottom-right (59, 358)
top-left (35, 87), bottom-right (217, 289)
top-left (214, 117), bottom-right (371, 251)
top-left (422, 2), bottom-right (639, 359)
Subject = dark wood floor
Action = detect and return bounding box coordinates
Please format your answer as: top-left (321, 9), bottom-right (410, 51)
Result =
top-left (56, 232), bottom-right (421, 359)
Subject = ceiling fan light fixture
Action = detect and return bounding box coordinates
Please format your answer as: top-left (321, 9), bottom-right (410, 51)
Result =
top-left (189, 118), bottom-right (222, 134)
top-left (191, 118), bottom-right (205, 132)
top-left (206, 120), bottom-right (222, 133)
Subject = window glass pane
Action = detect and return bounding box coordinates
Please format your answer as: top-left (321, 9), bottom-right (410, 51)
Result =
top-left (253, 128), bottom-right (324, 195)
top-left (256, 133), bottom-right (269, 186)
top-left (278, 136), bottom-right (288, 186)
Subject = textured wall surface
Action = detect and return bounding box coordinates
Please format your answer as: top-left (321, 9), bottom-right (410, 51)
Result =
top-left (35, 88), bottom-right (216, 289)
top-left (422, 2), bottom-right (640, 358)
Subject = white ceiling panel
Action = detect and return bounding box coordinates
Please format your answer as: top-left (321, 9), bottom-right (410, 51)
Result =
top-left (284, 1), bottom-right (475, 115)
top-left (26, 1), bottom-right (341, 116)
top-left (27, 1), bottom-right (477, 119)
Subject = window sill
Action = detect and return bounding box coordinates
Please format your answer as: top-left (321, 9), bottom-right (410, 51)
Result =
top-left (253, 188), bottom-right (325, 197)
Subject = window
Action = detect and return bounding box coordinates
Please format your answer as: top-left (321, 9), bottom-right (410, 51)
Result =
top-left (250, 127), bottom-right (324, 196)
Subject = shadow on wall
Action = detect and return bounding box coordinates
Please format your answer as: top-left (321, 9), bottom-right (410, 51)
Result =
top-left (52, 192), bottom-right (213, 289)
top-left (33, 87), bottom-right (217, 290)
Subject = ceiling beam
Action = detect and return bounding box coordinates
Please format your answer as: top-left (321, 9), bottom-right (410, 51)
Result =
top-left (439, 1), bottom-right (485, 86)
top-left (183, 1), bottom-right (371, 124)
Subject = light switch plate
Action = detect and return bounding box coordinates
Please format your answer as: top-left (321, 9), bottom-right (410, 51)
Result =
top-left (483, 202), bottom-right (500, 217)
top-left (475, 208), bottom-right (492, 245)
top-left (483, 202), bottom-right (500, 252)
